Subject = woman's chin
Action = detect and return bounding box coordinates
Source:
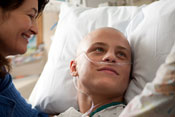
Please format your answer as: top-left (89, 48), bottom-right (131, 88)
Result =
top-left (13, 48), bottom-right (27, 56)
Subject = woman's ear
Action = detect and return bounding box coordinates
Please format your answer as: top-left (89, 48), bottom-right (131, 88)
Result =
top-left (70, 60), bottom-right (78, 76)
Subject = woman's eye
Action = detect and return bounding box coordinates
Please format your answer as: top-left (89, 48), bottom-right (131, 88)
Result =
top-left (28, 14), bottom-right (35, 20)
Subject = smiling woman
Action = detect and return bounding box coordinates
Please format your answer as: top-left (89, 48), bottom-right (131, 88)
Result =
top-left (0, 0), bottom-right (47, 76)
top-left (0, 0), bottom-right (49, 116)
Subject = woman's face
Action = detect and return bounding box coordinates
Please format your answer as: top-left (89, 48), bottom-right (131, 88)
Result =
top-left (74, 28), bottom-right (131, 99)
top-left (0, 0), bottom-right (38, 56)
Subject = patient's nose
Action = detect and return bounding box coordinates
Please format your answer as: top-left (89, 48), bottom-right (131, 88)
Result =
top-left (102, 52), bottom-right (116, 63)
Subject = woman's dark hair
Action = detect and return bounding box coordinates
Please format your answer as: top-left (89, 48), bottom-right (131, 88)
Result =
top-left (0, 0), bottom-right (48, 78)
top-left (0, 55), bottom-right (11, 78)
top-left (0, 0), bottom-right (49, 14)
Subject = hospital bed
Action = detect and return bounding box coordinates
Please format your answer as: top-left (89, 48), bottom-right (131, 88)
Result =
top-left (29, 0), bottom-right (175, 116)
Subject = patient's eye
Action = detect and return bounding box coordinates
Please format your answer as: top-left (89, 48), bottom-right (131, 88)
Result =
top-left (95, 47), bottom-right (105, 53)
top-left (87, 43), bottom-right (107, 55)
top-left (116, 51), bottom-right (127, 59)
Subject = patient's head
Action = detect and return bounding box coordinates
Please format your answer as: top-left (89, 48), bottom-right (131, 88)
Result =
top-left (70, 27), bottom-right (131, 104)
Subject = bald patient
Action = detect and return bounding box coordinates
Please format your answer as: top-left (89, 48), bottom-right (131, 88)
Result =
top-left (58, 27), bottom-right (132, 117)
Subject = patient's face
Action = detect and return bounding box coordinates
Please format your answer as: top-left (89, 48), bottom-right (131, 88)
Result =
top-left (75, 28), bottom-right (131, 99)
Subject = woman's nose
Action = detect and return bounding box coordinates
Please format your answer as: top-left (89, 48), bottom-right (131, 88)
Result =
top-left (30, 21), bottom-right (38, 35)
top-left (102, 52), bottom-right (116, 63)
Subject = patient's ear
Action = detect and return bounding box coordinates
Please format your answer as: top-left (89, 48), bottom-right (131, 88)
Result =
top-left (70, 60), bottom-right (78, 76)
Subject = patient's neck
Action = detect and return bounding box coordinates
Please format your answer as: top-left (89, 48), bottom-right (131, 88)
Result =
top-left (78, 92), bottom-right (92, 113)
top-left (78, 92), bottom-right (123, 114)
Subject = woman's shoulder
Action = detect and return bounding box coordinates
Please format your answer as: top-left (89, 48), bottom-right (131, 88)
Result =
top-left (0, 73), bottom-right (13, 93)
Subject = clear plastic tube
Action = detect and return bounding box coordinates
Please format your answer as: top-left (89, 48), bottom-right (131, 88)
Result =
top-left (82, 52), bottom-right (132, 66)
top-left (73, 52), bottom-right (131, 116)
top-left (73, 77), bottom-right (88, 96)
top-left (73, 77), bottom-right (103, 116)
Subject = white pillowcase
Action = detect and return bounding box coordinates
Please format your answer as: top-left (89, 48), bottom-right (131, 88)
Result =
top-left (29, 3), bottom-right (140, 114)
top-left (125, 0), bottom-right (175, 102)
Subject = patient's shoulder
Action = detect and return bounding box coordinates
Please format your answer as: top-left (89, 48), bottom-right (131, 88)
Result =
top-left (57, 107), bottom-right (82, 117)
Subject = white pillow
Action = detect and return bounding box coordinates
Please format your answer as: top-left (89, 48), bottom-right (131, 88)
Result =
top-left (29, 3), bottom-right (140, 114)
top-left (125, 0), bottom-right (175, 102)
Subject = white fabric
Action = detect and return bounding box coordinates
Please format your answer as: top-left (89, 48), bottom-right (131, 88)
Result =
top-left (57, 107), bottom-right (82, 117)
top-left (29, 0), bottom-right (175, 114)
top-left (125, 0), bottom-right (175, 103)
top-left (29, 3), bottom-right (140, 113)
top-left (57, 104), bottom-right (125, 117)
top-left (29, 0), bottom-right (175, 113)
top-left (120, 35), bottom-right (175, 117)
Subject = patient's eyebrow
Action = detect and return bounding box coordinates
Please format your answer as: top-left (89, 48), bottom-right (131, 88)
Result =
top-left (91, 42), bottom-right (107, 47)
top-left (116, 46), bottom-right (130, 53)
top-left (87, 42), bottom-right (107, 52)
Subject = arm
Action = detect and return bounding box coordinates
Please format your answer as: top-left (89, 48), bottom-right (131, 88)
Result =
top-left (119, 44), bottom-right (175, 117)
top-left (0, 73), bottom-right (49, 117)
